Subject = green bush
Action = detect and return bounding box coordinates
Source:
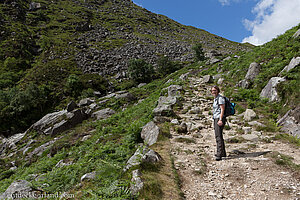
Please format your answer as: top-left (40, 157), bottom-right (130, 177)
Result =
top-left (156, 56), bottom-right (181, 77)
top-left (128, 59), bottom-right (154, 83)
top-left (192, 43), bottom-right (205, 61)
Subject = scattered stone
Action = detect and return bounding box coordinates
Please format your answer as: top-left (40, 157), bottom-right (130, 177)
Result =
top-left (78, 98), bottom-right (94, 107)
top-left (202, 75), bottom-right (213, 83)
top-left (91, 108), bottom-right (116, 120)
top-left (81, 171), bottom-right (96, 182)
top-left (130, 169), bottom-right (144, 196)
top-left (292, 29), bottom-right (300, 38)
top-left (241, 134), bottom-right (259, 142)
top-left (244, 109), bottom-right (257, 121)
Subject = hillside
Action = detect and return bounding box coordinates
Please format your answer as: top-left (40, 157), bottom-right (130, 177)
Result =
top-left (0, 0), bottom-right (300, 199)
top-left (0, 0), bottom-right (252, 136)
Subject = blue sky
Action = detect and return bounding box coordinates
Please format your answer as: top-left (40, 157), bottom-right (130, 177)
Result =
top-left (132, 0), bottom-right (300, 45)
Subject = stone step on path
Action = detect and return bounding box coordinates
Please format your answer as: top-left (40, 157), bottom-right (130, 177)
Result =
top-left (169, 76), bottom-right (300, 200)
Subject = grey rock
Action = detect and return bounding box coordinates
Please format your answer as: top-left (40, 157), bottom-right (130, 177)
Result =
top-left (29, 110), bottom-right (68, 134)
top-left (237, 79), bottom-right (250, 89)
top-left (217, 78), bottom-right (224, 85)
top-left (0, 180), bottom-right (33, 199)
top-left (66, 101), bottom-right (78, 112)
top-left (179, 72), bottom-right (189, 81)
top-left (78, 98), bottom-right (94, 107)
top-left (124, 146), bottom-right (162, 171)
top-left (115, 92), bottom-right (136, 102)
top-left (245, 62), bottom-right (261, 80)
top-left (280, 57), bottom-right (300, 75)
top-left (153, 96), bottom-right (177, 117)
top-left (92, 108), bottom-right (116, 120)
top-left (242, 127), bottom-right (252, 134)
top-left (81, 171), bottom-right (96, 182)
top-left (248, 121), bottom-right (266, 128)
top-left (29, 2), bottom-right (41, 10)
top-left (167, 85), bottom-right (182, 97)
top-left (244, 109), bottom-right (257, 122)
top-left (170, 119), bottom-right (180, 125)
top-left (27, 136), bottom-right (62, 158)
top-left (137, 83), bottom-right (147, 88)
top-left (0, 132), bottom-right (25, 156)
top-left (292, 29), bottom-right (300, 38)
top-left (202, 75), bottom-right (213, 83)
top-left (140, 121), bottom-right (160, 146)
top-left (241, 134), bottom-right (259, 142)
top-left (260, 77), bottom-right (286, 102)
top-left (130, 169), bottom-right (144, 196)
top-left (277, 108), bottom-right (300, 138)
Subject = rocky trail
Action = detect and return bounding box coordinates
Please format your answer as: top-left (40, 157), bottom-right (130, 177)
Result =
top-left (170, 76), bottom-right (300, 200)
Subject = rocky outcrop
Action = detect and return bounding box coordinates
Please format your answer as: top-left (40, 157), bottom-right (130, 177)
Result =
top-left (0, 180), bottom-right (33, 199)
top-left (277, 107), bottom-right (300, 138)
top-left (237, 62), bottom-right (261, 89)
top-left (245, 62), bottom-right (261, 81)
top-left (260, 77), bottom-right (286, 102)
top-left (279, 57), bottom-right (300, 75)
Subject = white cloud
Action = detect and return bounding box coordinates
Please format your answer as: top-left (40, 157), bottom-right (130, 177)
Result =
top-left (242, 0), bottom-right (300, 45)
top-left (219, 0), bottom-right (230, 6)
top-left (218, 0), bottom-right (242, 6)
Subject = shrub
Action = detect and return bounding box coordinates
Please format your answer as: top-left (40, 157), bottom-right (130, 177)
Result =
top-left (156, 56), bottom-right (181, 77)
top-left (128, 59), bottom-right (154, 83)
top-left (192, 43), bottom-right (205, 61)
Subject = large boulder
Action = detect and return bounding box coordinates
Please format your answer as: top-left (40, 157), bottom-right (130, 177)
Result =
top-left (0, 133), bottom-right (25, 156)
top-left (0, 180), bottom-right (33, 199)
top-left (279, 57), bottom-right (300, 75)
top-left (260, 77), bottom-right (286, 102)
top-left (277, 107), bottom-right (300, 138)
top-left (167, 85), bottom-right (182, 97)
top-left (245, 62), bottom-right (261, 80)
top-left (140, 121), bottom-right (160, 146)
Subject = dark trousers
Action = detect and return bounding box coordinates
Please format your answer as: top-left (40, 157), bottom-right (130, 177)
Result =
top-left (214, 118), bottom-right (226, 157)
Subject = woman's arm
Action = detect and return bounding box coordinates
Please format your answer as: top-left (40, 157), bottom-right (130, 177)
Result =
top-left (218, 104), bottom-right (225, 126)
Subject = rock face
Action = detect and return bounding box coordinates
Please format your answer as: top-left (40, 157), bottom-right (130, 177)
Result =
top-left (277, 107), bottom-right (300, 138)
top-left (279, 57), bottom-right (300, 75)
top-left (140, 121), bottom-right (160, 146)
top-left (260, 77), bottom-right (286, 102)
top-left (0, 180), bottom-right (33, 199)
top-left (237, 62), bottom-right (261, 89)
top-left (245, 62), bottom-right (261, 81)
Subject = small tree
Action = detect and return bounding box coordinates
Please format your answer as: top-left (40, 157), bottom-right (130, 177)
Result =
top-left (157, 56), bottom-right (180, 77)
top-left (192, 43), bottom-right (205, 61)
top-left (128, 59), bottom-right (154, 83)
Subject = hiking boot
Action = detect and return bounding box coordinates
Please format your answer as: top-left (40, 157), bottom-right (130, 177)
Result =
top-left (215, 154), bottom-right (226, 158)
top-left (215, 157), bottom-right (222, 161)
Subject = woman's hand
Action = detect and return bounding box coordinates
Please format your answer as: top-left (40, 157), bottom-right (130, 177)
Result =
top-left (217, 120), bottom-right (223, 126)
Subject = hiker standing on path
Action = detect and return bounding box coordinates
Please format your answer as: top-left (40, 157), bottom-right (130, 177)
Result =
top-left (211, 86), bottom-right (227, 161)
